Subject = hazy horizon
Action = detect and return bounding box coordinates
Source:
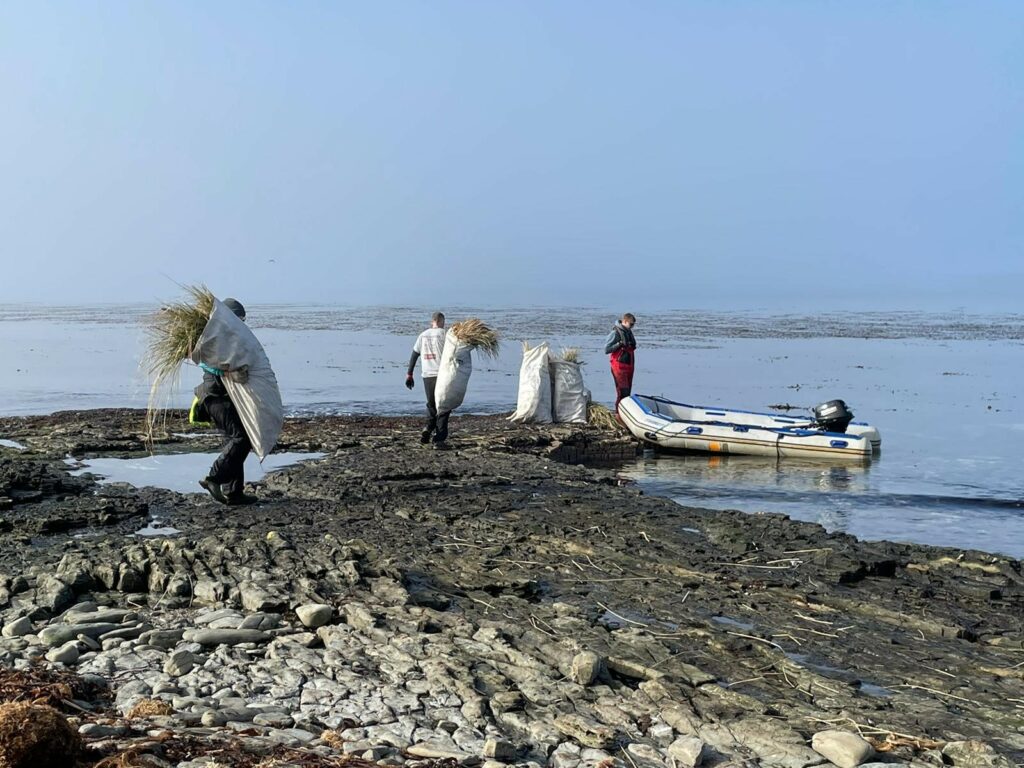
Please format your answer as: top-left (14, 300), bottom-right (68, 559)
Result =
top-left (1, 294), bottom-right (1023, 315)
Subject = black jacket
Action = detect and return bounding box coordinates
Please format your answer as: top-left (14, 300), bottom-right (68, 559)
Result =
top-left (604, 323), bottom-right (637, 364)
top-left (194, 370), bottom-right (227, 402)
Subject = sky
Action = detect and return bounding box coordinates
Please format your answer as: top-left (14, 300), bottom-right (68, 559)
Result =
top-left (0, 2), bottom-right (1021, 311)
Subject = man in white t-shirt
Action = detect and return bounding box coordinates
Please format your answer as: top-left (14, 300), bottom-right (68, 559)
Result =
top-left (405, 312), bottom-right (449, 445)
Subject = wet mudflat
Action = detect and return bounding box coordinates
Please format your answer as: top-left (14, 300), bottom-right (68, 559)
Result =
top-left (0, 408), bottom-right (1020, 767)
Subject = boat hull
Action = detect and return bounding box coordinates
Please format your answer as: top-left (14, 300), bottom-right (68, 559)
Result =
top-left (619, 395), bottom-right (879, 460)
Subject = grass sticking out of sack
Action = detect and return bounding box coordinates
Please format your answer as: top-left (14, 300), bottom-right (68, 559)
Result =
top-left (559, 347), bottom-right (584, 364)
top-left (142, 284), bottom-right (215, 444)
top-left (451, 318), bottom-right (500, 357)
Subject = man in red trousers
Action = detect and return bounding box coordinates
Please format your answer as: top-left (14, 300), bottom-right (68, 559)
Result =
top-left (604, 312), bottom-right (637, 411)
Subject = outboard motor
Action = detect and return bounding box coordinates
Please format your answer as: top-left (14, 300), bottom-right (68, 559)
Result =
top-left (813, 399), bottom-right (854, 433)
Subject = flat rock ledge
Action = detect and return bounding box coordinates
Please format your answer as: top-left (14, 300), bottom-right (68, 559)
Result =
top-left (0, 409), bottom-right (1020, 768)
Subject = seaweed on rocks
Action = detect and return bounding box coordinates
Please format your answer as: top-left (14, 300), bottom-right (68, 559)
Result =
top-left (0, 663), bottom-right (108, 711)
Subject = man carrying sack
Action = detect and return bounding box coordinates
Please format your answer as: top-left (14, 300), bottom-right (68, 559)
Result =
top-left (195, 298), bottom-right (258, 505)
top-left (405, 311), bottom-right (449, 446)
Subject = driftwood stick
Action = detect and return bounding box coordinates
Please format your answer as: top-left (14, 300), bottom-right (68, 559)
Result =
top-left (597, 602), bottom-right (648, 627)
top-left (727, 631), bottom-right (783, 651)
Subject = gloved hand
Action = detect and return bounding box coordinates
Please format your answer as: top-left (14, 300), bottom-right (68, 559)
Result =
top-left (405, 374), bottom-right (415, 390)
top-left (228, 366), bottom-right (249, 385)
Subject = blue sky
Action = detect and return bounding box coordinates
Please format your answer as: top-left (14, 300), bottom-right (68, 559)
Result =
top-left (1, 2), bottom-right (1021, 310)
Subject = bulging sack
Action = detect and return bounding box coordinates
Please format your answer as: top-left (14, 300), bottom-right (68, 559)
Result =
top-left (550, 359), bottom-right (589, 423)
top-left (435, 328), bottom-right (473, 413)
top-left (190, 299), bottom-right (284, 460)
top-left (509, 343), bottom-right (553, 423)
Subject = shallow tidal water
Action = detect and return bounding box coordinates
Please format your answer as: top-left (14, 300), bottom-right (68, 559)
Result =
top-left (65, 451), bottom-right (325, 496)
top-left (2, 304), bottom-right (1022, 556)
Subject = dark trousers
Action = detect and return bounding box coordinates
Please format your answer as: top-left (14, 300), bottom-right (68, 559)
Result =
top-left (205, 396), bottom-right (251, 497)
top-left (423, 376), bottom-right (450, 443)
top-left (611, 363), bottom-right (635, 410)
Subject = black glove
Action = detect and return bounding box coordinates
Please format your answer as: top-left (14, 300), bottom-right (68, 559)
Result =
top-left (405, 374), bottom-right (415, 390)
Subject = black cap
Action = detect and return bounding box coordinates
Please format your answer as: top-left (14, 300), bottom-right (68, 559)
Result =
top-left (223, 298), bottom-right (246, 319)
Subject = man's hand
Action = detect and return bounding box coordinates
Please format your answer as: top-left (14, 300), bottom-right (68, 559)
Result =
top-left (405, 374), bottom-right (415, 390)
top-left (228, 366), bottom-right (249, 385)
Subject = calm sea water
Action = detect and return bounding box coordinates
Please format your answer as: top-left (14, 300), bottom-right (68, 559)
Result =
top-left (1, 304), bottom-right (1022, 556)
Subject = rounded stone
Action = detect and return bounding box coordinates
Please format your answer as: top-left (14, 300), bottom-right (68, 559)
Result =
top-left (570, 651), bottom-right (603, 685)
top-left (483, 737), bottom-right (517, 762)
top-left (296, 603), bottom-right (334, 629)
top-left (1, 617), bottom-right (33, 638)
top-left (164, 650), bottom-right (196, 678)
top-left (811, 730), bottom-right (875, 768)
top-left (201, 710), bottom-right (228, 727)
top-left (44, 641), bottom-right (80, 666)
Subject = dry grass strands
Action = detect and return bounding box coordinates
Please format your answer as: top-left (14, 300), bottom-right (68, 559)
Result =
top-left (321, 730), bottom-right (345, 750)
top-left (870, 735), bottom-right (946, 753)
top-left (450, 318), bottom-right (500, 358)
top-left (143, 284), bottom-right (214, 384)
top-left (142, 284), bottom-right (215, 443)
top-left (0, 664), bottom-right (105, 711)
top-left (559, 347), bottom-right (584, 364)
top-left (0, 702), bottom-right (81, 768)
top-left (588, 402), bottom-right (624, 431)
top-left (126, 699), bottom-right (174, 719)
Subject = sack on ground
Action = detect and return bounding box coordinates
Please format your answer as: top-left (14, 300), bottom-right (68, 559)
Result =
top-left (190, 299), bottom-right (284, 460)
top-left (509, 343), bottom-right (553, 423)
top-left (551, 359), bottom-right (588, 423)
top-left (435, 328), bottom-right (473, 413)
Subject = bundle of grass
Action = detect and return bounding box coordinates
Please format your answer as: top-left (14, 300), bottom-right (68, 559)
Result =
top-left (321, 730), bottom-right (346, 750)
top-left (142, 284), bottom-right (215, 441)
top-left (144, 284), bottom-right (214, 384)
top-left (126, 698), bottom-right (174, 719)
top-left (559, 347), bottom-right (584, 364)
top-left (450, 318), bottom-right (500, 358)
top-left (0, 702), bottom-right (81, 768)
top-left (588, 402), bottom-right (624, 431)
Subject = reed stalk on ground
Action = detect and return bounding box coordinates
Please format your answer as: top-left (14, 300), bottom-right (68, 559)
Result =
top-left (588, 402), bottom-right (624, 431)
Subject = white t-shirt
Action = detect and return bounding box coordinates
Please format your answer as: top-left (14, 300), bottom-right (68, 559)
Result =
top-left (413, 327), bottom-right (446, 378)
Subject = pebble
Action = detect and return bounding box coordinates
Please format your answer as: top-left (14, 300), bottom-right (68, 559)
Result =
top-left (45, 640), bottom-right (80, 665)
top-left (812, 730), bottom-right (876, 768)
top-left (138, 628), bottom-right (186, 648)
top-left (407, 742), bottom-right (475, 761)
top-left (253, 711), bottom-right (295, 728)
top-left (1, 616), bottom-right (32, 637)
top-left (79, 723), bottom-right (129, 738)
top-left (667, 737), bottom-right (705, 768)
top-left (164, 650), bottom-right (196, 677)
top-left (483, 737), bottom-right (517, 762)
top-left (77, 633), bottom-right (102, 651)
top-left (297, 603), bottom-right (334, 628)
top-left (570, 650), bottom-right (603, 685)
top-left (39, 622), bottom-right (119, 647)
top-left (182, 628), bottom-right (271, 646)
top-left (201, 710), bottom-right (228, 727)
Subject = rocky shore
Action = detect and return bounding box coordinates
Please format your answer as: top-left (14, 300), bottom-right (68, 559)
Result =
top-left (0, 409), bottom-right (1020, 767)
